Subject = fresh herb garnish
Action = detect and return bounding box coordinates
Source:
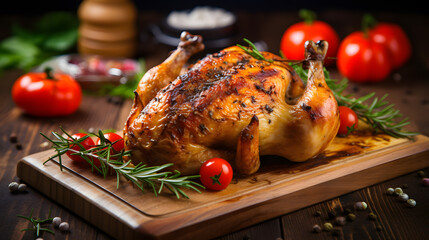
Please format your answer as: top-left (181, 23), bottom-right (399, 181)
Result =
top-left (40, 128), bottom-right (204, 199)
top-left (237, 38), bottom-right (274, 63)
top-left (98, 58), bottom-right (146, 99)
top-left (0, 12), bottom-right (78, 73)
top-left (238, 39), bottom-right (418, 139)
top-left (17, 209), bottom-right (54, 238)
top-left (294, 65), bottom-right (418, 139)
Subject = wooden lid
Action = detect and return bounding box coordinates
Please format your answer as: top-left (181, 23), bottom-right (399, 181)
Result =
top-left (78, 0), bottom-right (137, 25)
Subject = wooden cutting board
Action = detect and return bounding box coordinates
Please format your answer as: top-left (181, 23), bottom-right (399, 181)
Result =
top-left (16, 130), bottom-right (429, 240)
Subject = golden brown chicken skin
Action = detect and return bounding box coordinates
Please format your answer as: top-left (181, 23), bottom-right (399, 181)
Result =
top-left (124, 32), bottom-right (339, 176)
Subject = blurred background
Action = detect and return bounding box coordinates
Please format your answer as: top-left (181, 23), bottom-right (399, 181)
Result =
top-left (1, 0), bottom-right (426, 14)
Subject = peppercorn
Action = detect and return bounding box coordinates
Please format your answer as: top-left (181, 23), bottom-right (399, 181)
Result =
top-left (346, 213), bottom-right (356, 221)
top-left (417, 170), bottom-right (425, 178)
top-left (422, 178), bottom-right (429, 187)
top-left (59, 222), bottom-right (69, 232)
top-left (312, 224), bottom-right (322, 233)
top-left (335, 216), bottom-right (346, 226)
top-left (406, 199), bottom-right (416, 207)
top-left (376, 224), bottom-right (383, 231)
top-left (343, 207), bottom-right (354, 215)
top-left (314, 210), bottom-right (322, 217)
top-left (332, 228), bottom-right (341, 236)
top-left (15, 143), bottom-right (23, 150)
top-left (386, 187), bottom-right (394, 195)
top-left (52, 217), bottom-right (62, 228)
top-left (354, 201), bottom-right (367, 210)
top-left (398, 193), bottom-right (409, 202)
top-left (368, 212), bottom-right (377, 220)
top-left (8, 182), bottom-right (19, 192)
top-left (323, 222), bottom-right (333, 232)
top-left (9, 133), bottom-right (18, 143)
top-left (17, 183), bottom-right (27, 192)
top-left (394, 187), bottom-right (403, 196)
top-left (327, 210), bottom-right (336, 219)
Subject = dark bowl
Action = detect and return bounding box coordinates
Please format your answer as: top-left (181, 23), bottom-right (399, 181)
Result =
top-left (150, 12), bottom-right (239, 51)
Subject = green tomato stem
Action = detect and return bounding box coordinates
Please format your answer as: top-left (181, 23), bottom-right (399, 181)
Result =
top-left (362, 13), bottom-right (377, 38)
top-left (299, 9), bottom-right (316, 25)
top-left (44, 67), bottom-right (55, 80)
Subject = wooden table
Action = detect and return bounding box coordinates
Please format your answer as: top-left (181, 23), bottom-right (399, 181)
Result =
top-left (1, 10), bottom-right (429, 240)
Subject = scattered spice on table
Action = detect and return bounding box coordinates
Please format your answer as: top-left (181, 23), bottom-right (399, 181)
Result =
top-left (313, 210), bottom-right (322, 217)
top-left (15, 143), bottom-right (23, 150)
top-left (398, 193), bottom-right (409, 202)
top-left (422, 178), bottom-right (429, 186)
top-left (332, 227), bottom-right (342, 236)
top-left (368, 212), bottom-right (377, 220)
top-left (354, 201), bottom-right (367, 210)
top-left (335, 216), bottom-right (346, 226)
top-left (323, 222), bottom-right (333, 232)
top-left (346, 213), bottom-right (356, 221)
top-left (8, 182), bottom-right (19, 192)
top-left (406, 199), bottom-right (416, 207)
top-left (59, 222), bottom-right (70, 232)
top-left (52, 217), bottom-right (61, 228)
top-left (394, 187), bottom-right (403, 196)
top-left (312, 224), bottom-right (322, 233)
top-left (9, 133), bottom-right (18, 143)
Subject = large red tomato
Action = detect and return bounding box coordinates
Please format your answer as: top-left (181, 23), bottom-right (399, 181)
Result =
top-left (280, 10), bottom-right (339, 66)
top-left (336, 31), bottom-right (392, 82)
top-left (369, 22), bottom-right (412, 69)
top-left (12, 68), bottom-right (82, 117)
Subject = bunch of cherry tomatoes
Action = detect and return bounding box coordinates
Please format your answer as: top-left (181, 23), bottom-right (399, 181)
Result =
top-left (280, 10), bottom-right (411, 82)
top-left (280, 10), bottom-right (411, 139)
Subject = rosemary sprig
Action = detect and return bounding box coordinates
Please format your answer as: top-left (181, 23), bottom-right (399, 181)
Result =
top-left (239, 39), bottom-right (418, 139)
top-left (294, 65), bottom-right (418, 139)
top-left (17, 209), bottom-right (54, 238)
top-left (237, 39), bottom-right (273, 63)
top-left (41, 128), bottom-right (204, 199)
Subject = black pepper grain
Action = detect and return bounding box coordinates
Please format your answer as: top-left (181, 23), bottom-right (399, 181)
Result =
top-left (332, 227), bottom-right (341, 236)
top-left (346, 213), bottom-right (356, 221)
top-left (15, 143), bottom-right (23, 150)
top-left (9, 133), bottom-right (18, 143)
top-left (327, 210), bottom-right (336, 219)
top-left (314, 210), bottom-right (322, 217)
top-left (368, 212), bottom-right (377, 220)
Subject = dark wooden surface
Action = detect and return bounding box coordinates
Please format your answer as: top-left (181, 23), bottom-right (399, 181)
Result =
top-left (1, 10), bottom-right (429, 240)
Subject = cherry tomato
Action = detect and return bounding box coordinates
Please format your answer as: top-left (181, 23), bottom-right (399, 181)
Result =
top-left (338, 106), bottom-right (359, 135)
top-left (280, 9), bottom-right (339, 66)
top-left (369, 22), bottom-right (411, 69)
top-left (12, 67), bottom-right (82, 117)
top-left (337, 31), bottom-right (392, 83)
top-left (200, 158), bottom-right (233, 191)
top-left (66, 133), bottom-right (95, 163)
top-left (95, 132), bottom-right (125, 153)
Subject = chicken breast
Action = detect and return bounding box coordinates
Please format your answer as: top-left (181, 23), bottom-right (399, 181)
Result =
top-left (124, 32), bottom-right (339, 175)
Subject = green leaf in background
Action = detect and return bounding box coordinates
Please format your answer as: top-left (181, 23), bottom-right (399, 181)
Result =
top-left (0, 11), bottom-right (78, 72)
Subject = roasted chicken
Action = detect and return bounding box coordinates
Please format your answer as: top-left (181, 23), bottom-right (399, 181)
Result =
top-left (124, 32), bottom-right (339, 175)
